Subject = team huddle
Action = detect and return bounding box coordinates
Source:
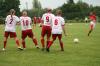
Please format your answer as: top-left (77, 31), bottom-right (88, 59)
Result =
top-left (2, 8), bottom-right (97, 52)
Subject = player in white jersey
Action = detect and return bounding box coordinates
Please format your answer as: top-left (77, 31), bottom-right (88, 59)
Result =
top-left (40, 8), bottom-right (55, 51)
top-left (46, 10), bottom-right (66, 52)
top-left (20, 10), bottom-right (39, 49)
top-left (3, 9), bottom-right (23, 51)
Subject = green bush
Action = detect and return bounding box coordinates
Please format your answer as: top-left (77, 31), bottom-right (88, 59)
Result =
top-left (0, 17), bottom-right (5, 24)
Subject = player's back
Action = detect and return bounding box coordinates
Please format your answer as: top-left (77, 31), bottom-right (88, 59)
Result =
top-left (5, 15), bottom-right (19, 32)
top-left (42, 13), bottom-right (55, 26)
top-left (52, 16), bottom-right (65, 34)
top-left (20, 16), bottom-right (32, 31)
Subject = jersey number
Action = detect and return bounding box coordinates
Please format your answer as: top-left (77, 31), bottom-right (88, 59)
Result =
top-left (46, 16), bottom-right (49, 22)
top-left (23, 20), bottom-right (29, 26)
top-left (54, 19), bottom-right (58, 25)
top-left (9, 18), bottom-right (13, 24)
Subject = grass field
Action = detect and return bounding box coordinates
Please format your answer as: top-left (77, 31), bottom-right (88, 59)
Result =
top-left (0, 23), bottom-right (100, 66)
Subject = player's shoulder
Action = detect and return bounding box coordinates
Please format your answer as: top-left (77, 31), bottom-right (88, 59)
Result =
top-left (7, 15), bottom-right (10, 17)
top-left (27, 16), bottom-right (31, 20)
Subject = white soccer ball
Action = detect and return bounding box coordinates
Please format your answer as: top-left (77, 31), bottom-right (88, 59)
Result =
top-left (74, 38), bottom-right (79, 43)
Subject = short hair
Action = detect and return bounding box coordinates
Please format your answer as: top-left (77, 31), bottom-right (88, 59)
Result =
top-left (56, 10), bottom-right (62, 15)
top-left (46, 8), bottom-right (52, 12)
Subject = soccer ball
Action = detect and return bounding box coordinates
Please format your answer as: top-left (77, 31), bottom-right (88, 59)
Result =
top-left (73, 38), bottom-right (79, 43)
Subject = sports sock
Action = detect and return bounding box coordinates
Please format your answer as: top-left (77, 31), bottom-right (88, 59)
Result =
top-left (41, 39), bottom-right (45, 48)
top-left (33, 38), bottom-right (38, 46)
top-left (16, 40), bottom-right (20, 47)
top-left (60, 41), bottom-right (64, 50)
top-left (22, 41), bottom-right (26, 48)
top-left (88, 30), bottom-right (92, 36)
top-left (46, 41), bottom-right (50, 48)
top-left (4, 41), bottom-right (7, 48)
top-left (47, 41), bottom-right (53, 48)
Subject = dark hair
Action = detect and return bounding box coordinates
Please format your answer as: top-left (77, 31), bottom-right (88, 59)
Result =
top-left (56, 10), bottom-right (62, 15)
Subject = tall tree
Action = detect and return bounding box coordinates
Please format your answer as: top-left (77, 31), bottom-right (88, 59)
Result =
top-left (0, 0), bottom-right (20, 17)
top-left (67, 0), bottom-right (74, 4)
top-left (33, 0), bottom-right (41, 9)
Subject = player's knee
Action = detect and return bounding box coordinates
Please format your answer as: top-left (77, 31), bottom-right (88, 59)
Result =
top-left (41, 36), bottom-right (44, 40)
top-left (4, 37), bottom-right (7, 41)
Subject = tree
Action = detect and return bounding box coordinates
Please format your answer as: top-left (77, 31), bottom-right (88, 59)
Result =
top-left (32, 0), bottom-right (42, 17)
top-left (67, 0), bottom-right (74, 4)
top-left (0, 0), bottom-right (20, 17)
top-left (33, 0), bottom-right (41, 9)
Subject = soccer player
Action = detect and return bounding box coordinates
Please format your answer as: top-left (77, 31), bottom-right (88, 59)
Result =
top-left (3, 9), bottom-right (23, 51)
top-left (46, 10), bottom-right (66, 52)
top-left (88, 12), bottom-right (96, 36)
top-left (33, 16), bottom-right (37, 27)
top-left (20, 10), bottom-right (39, 49)
top-left (40, 8), bottom-right (55, 51)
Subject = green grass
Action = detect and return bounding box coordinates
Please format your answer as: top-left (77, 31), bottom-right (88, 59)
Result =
top-left (0, 23), bottom-right (100, 66)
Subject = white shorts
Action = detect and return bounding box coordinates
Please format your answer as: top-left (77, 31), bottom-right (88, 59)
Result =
top-left (90, 21), bottom-right (96, 29)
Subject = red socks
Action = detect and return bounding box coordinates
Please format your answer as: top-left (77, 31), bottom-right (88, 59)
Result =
top-left (22, 41), bottom-right (26, 48)
top-left (4, 41), bottom-right (7, 48)
top-left (41, 39), bottom-right (45, 48)
top-left (33, 38), bottom-right (38, 46)
top-left (47, 41), bottom-right (53, 48)
top-left (16, 40), bottom-right (20, 47)
top-left (60, 41), bottom-right (64, 50)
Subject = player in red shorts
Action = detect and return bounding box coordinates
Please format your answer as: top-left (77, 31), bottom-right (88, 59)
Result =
top-left (3, 9), bottom-right (23, 51)
top-left (88, 12), bottom-right (96, 36)
top-left (40, 8), bottom-right (55, 51)
top-left (46, 10), bottom-right (66, 52)
top-left (33, 16), bottom-right (37, 27)
top-left (20, 10), bottom-right (39, 49)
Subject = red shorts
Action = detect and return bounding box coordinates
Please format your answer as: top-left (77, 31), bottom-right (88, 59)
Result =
top-left (22, 29), bottom-right (34, 39)
top-left (52, 34), bottom-right (62, 40)
top-left (41, 26), bottom-right (51, 38)
top-left (4, 31), bottom-right (17, 38)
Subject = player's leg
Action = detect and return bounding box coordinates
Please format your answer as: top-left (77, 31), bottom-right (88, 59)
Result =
top-left (46, 27), bottom-right (52, 48)
top-left (22, 38), bottom-right (26, 49)
top-left (28, 29), bottom-right (39, 48)
top-left (21, 30), bottom-right (27, 49)
top-left (46, 34), bottom-right (57, 52)
top-left (88, 22), bottom-right (94, 36)
top-left (32, 36), bottom-right (39, 48)
top-left (3, 32), bottom-right (9, 50)
top-left (58, 34), bottom-right (64, 51)
top-left (41, 26), bottom-right (46, 50)
top-left (11, 32), bottom-right (23, 50)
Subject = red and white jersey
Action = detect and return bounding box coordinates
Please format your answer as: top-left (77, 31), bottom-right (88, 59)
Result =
top-left (42, 13), bottom-right (55, 26)
top-left (89, 15), bottom-right (96, 23)
top-left (52, 16), bottom-right (65, 34)
top-left (20, 16), bottom-right (32, 31)
top-left (5, 15), bottom-right (19, 32)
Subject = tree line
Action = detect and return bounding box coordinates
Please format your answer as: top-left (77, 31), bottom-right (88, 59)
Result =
top-left (0, 0), bottom-right (100, 23)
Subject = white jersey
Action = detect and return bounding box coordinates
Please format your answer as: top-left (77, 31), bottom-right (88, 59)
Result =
top-left (20, 16), bottom-right (32, 31)
top-left (52, 16), bottom-right (65, 34)
top-left (5, 15), bottom-right (19, 32)
top-left (42, 13), bottom-right (55, 26)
